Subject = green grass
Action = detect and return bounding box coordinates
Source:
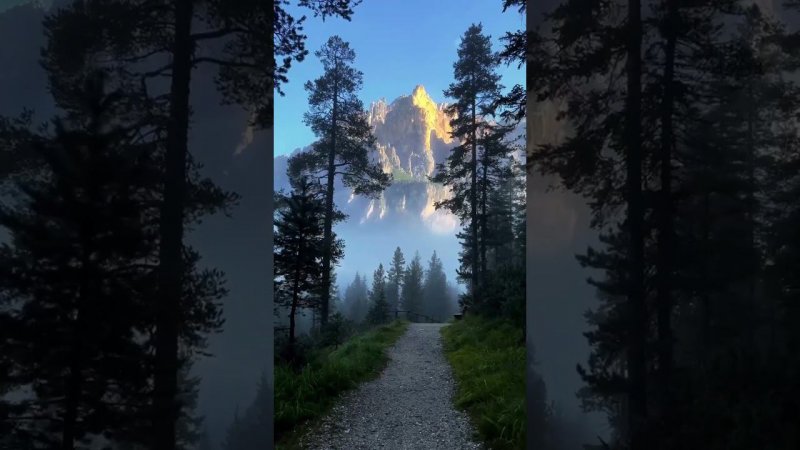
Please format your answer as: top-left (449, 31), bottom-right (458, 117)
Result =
top-left (441, 315), bottom-right (526, 450)
top-left (275, 320), bottom-right (409, 448)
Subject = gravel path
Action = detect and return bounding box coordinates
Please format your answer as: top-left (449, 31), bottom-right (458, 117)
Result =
top-left (301, 323), bottom-right (482, 450)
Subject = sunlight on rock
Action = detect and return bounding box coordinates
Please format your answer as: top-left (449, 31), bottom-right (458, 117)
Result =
top-left (411, 84), bottom-right (453, 155)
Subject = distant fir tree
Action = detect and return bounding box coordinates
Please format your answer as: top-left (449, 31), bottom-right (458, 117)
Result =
top-left (274, 175), bottom-right (343, 359)
top-left (432, 23), bottom-right (501, 304)
top-left (174, 361), bottom-right (207, 450)
top-left (327, 268), bottom-right (340, 316)
top-left (366, 264), bottom-right (390, 325)
top-left (289, 35), bottom-right (390, 327)
top-left (400, 252), bottom-right (425, 320)
top-left (445, 282), bottom-right (461, 319)
top-left (386, 247), bottom-right (406, 313)
top-left (220, 373), bottom-right (270, 450)
top-left (343, 273), bottom-right (369, 323)
top-left (421, 251), bottom-right (448, 321)
top-left (196, 427), bottom-right (213, 450)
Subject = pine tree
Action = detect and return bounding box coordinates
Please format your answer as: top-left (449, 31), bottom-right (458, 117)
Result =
top-left (481, 129), bottom-right (518, 272)
top-left (529, 0), bottom-right (650, 444)
top-left (664, 8), bottom-right (800, 448)
top-left (175, 361), bottom-right (206, 450)
top-left (496, 0), bottom-right (527, 123)
top-left (0, 77), bottom-right (157, 449)
top-left (386, 247), bottom-right (405, 314)
top-left (272, 1), bottom-right (363, 127)
top-left (328, 268), bottom-right (340, 316)
top-left (274, 176), bottom-right (343, 360)
top-left (0, 71), bottom-right (230, 449)
top-left (432, 23), bottom-right (502, 302)
top-left (41, 3), bottom-right (273, 447)
top-left (400, 252), bottom-right (425, 321)
top-left (220, 373), bottom-right (271, 450)
top-left (532, 0), bottom-right (800, 447)
top-left (343, 273), bottom-right (370, 323)
top-left (510, 158), bottom-right (526, 267)
top-left (421, 251), bottom-right (448, 321)
top-left (367, 264), bottom-right (389, 325)
top-left (289, 35), bottom-right (391, 327)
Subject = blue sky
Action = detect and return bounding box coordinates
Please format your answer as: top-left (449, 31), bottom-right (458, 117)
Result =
top-left (274, 0), bottom-right (525, 155)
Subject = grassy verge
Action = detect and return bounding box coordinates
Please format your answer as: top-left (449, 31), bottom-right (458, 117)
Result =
top-left (275, 320), bottom-right (409, 448)
top-left (441, 315), bottom-right (526, 450)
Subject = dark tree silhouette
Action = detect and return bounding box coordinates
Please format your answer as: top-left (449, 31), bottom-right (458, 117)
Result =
top-left (0, 72), bottom-right (229, 449)
top-left (496, 0), bottom-right (527, 123)
top-left (528, 0), bottom-right (649, 445)
top-left (400, 252), bottom-right (425, 320)
top-left (274, 176), bottom-right (343, 360)
top-left (272, 0), bottom-right (363, 125)
top-left (433, 23), bottom-right (502, 305)
top-left (421, 251), bottom-right (448, 321)
top-left (40, 2), bottom-right (274, 446)
top-left (343, 273), bottom-right (369, 323)
top-left (531, 0), bottom-right (800, 447)
top-left (367, 264), bottom-right (390, 325)
top-left (289, 35), bottom-right (390, 327)
top-left (0, 75), bottom-right (155, 450)
top-left (386, 247), bottom-right (406, 313)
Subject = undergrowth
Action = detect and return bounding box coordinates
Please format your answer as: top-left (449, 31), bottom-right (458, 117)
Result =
top-left (441, 315), bottom-right (526, 450)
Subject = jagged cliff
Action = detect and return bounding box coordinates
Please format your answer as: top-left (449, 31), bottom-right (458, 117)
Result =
top-left (368, 85), bottom-right (454, 179)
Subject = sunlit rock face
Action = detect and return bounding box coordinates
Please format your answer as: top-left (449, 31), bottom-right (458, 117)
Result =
top-left (276, 85), bottom-right (462, 234)
top-left (367, 85), bottom-right (454, 178)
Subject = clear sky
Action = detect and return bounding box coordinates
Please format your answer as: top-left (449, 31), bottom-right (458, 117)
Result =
top-left (274, 0), bottom-right (525, 155)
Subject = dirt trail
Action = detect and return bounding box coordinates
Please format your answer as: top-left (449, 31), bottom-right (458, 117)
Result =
top-left (301, 323), bottom-right (481, 450)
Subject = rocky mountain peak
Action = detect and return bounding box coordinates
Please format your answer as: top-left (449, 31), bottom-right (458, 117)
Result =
top-left (371, 85), bottom-right (457, 179)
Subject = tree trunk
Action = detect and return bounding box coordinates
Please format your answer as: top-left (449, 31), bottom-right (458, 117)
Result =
top-left (701, 167), bottom-right (711, 364)
top-left (625, 0), bottom-right (648, 447)
top-left (320, 78), bottom-right (339, 328)
top-left (656, 0), bottom-right (677, 422)
top-left (63, 240), bottom-right (92, 450)
top-left (470, 99), bottom-right (479, 300)
top-left (153, 0), bottom-right (193, 448)
top-left (289, 277), bottom-right (300, 359)
top-left (480, 159), bottom-right (488, 287)
top-left (746, 83), bottom-right (758, 349)
top-left (63, 325), bottom-right (82, 450)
